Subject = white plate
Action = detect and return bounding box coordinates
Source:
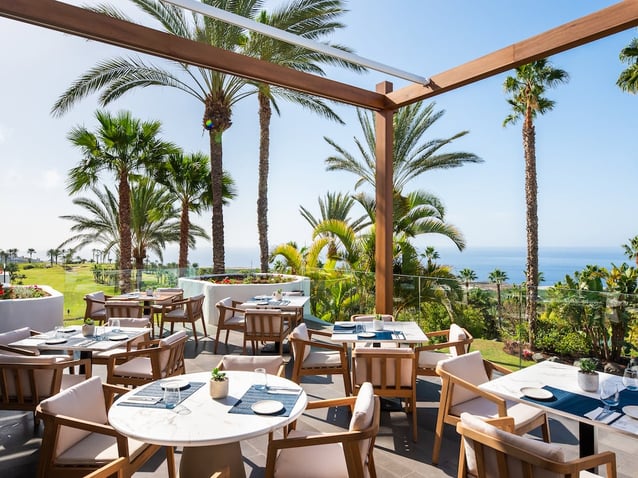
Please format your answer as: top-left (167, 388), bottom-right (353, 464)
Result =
top-left (44, 338), bottom-right (67, 345)
top-left (257, 301), bottom-right (269, 306)
top-left (520, 387), bottom-right (553, 400)
top-left (251, 399), bottom-right (284, 415)
top-left (623, 405), bottom-right (638, 419)
top-left (60, 327), bottom-right (76, 333)
top-left (254, 295), bottom-right (270, 300)
top-left (336, 322), bottom-right (356, 328)
top-left (160, 379), bottom-right (190, 390)
top-left (109, 334), bottom-right (129, 341)
top-left (358, 332), bottom-right (376, 339)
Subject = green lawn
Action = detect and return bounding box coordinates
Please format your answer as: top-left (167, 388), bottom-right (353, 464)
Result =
top-left (473, 338), bottom-right (534, 371)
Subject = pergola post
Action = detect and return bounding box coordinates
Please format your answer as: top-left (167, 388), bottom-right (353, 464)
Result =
top-left (375, 81), bottom-right (395, 315)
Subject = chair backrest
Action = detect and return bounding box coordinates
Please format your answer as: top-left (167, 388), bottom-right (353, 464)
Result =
top-left (218, 355), bottom-right (285, 376)
top-left (105, 301), bottom-right (143, 319)
top-left (185, 294), bottom-right (205, 320)
top-left (449, 323), bottom-right (473, 357)
top-left (84, 291), bottom-right (106, 316)
top-left (348, 382), bottom-right (379, 470)
top-left (245, 309), bottom-right (287, 336)
top-left (457, 412), bottom-right (608, 478)
top-left (107, 317), bottom-right (150, 328)
top-left (157, 330), bottom-right (188, 377)
top-left (437, 350), bottom-right (490, 406)
top-left (289, 323), bottom-right (311, 362)
top-left (352, 348), bottom-right (415, 391)
top-left (38, 376), bottom-right (108, 458)
top-left (350, 314), bottom-right (395, 322)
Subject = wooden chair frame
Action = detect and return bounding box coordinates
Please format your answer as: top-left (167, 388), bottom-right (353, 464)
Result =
top-left (432, 355), bottom-right (550, 465)
top-left (36, 382), bottom-right (175, 478)
top-left (105, 301), bottom-right (144, 320)
top-left (243, 309), bottom-right (293, 355)
top-left (159, 294), bottom-right (207, 346)
top-left (456, 416), bottom-right (616, 478)
top-left (289, 328), bottom-right (352, 396)
top-left (265, 395), bottom-right (381, 478)
top-left (214, 298), bottom-right (246, 353)
top-left (215, 355), bottom-right (286, 377)
top-left (414, 326), bottom-right (474, 376)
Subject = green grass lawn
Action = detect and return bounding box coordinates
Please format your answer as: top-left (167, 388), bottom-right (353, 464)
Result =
top-left (473, 338), bottom-right (534, 371)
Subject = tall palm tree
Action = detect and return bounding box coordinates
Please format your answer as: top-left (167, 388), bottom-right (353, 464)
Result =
top-left (66, 110), bottom-right (177, 292)
top-left (26, 248), bottom-right (36, 263)
top-left (503, 59), bottom-right (568, 348)
top-left (622, 235), bottom-right (638, 266)
top-left (489, 268), bottom-right (509, 314)
top-left (155, 151), bottom-right (236, 277)
top-left (458, 268), bottom-right (477, 303)
top-left (617, 36), bottom-right (638, 93)
top-left (245, 0), bottom-right (364, 272)
top-left (52, 0), bottom-right (261, 274)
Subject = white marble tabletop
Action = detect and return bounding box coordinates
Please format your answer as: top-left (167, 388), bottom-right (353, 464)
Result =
top-left (8, 326), bottom-right (149, 352)
top-left (240, 295), bottom-right (310, 310)
top-left (328, 320), bottom-right (428, 345)
top-left (108, 370), bottom-right (307, 447)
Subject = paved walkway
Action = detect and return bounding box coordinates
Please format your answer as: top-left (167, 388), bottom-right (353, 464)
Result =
top-left (0, 323), bottom-right (634, 477)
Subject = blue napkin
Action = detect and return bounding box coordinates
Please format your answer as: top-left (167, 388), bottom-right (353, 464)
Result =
top-left (118, 381), bottom-right (205, 409)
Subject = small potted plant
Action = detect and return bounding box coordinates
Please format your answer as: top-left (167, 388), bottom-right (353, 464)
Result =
top-left (82, 318), bottom-right (95, 337)
top-left (577, 357), bottom-right (599, 392)
top-left (373, 313), bottom-right (384, 331)
top-left (210, 367), bottom-right (229, 399)
top-left (273, 288), bottom-right (283, 301)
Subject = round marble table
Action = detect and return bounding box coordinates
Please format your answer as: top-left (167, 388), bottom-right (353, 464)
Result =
top-left (108, 370), bottom-right (307, 478)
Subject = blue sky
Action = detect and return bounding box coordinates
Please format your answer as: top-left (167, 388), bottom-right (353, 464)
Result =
top-left (0, 0), bottom-right (636, 267)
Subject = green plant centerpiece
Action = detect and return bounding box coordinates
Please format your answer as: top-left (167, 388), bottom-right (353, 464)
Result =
top-left (209, 367), bottom-right (229, 399)
top-left (82, 318), bottom-right (95, 337)
top-left (576, 358), bottom-right (599, 392)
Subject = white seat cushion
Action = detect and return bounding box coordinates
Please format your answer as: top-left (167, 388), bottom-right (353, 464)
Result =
top-left (353, 348), bottom-right (414, 387)
top-left (452, 398), bottom-right (546, 430)
top-left (291, 324), bottom-right (311, 362)
top-left (302, 349), bottom-right (343, 368)
top-left (448, 323), bottom-right (467, 357)
top-left (220, 355), bottom-right (283, 375)
top-left (56, 429), bottom-right (148, 465)
top-left (418, 350), bottom-right (452, 369)
top-left (273, 430), bottom-right (351, 478)
top-left (438, 351), bottom-right (489, 405)
top-left (113, 357), bottom-right (153, 378)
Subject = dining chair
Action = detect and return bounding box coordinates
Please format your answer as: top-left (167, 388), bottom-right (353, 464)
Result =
top-left (91, 318), bottom-right (152, 366)
top-left (414, 323), bottom-right (473, 376)
top-left (216, 354), bottom-right (286, 377)
top-left (106, 330), bottom-right (187, 388)
top-left (265, 382), bottom-right (380, 478)
top-left (214, 297), bottom-right (246, 353)
top-left (432, 351), bottom-right (550, 465)
top-left (288, 323), bottom-right (352, 396)
top-left (159, 294), bottom-right (207, 345)
top-left (83, 292), bottom-right (110, 326)
top-left (0, 326), bottom-right (41, 356)
top-left (150, 288), bottom-right (184, 337)
top-left (456, 412), bottom-right (616, 478)
top-left (352, 347), bottom-right (418, 442)
top-left (243, 309), bottom-right (293, 355)
top-left (0, 352), bottom-right (92, 431)
top-left (105, 300), bottom-right (144, 319)
top-left (36, 376), bottom-right (176, 478)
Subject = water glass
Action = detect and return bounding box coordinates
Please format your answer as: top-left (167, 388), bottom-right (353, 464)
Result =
top-left (600, 380), bottom-right (620, 410)
top-left (254, 367), bottom-right (268, 391)
top-left (623, 367), bottom-right (638, 391)
top-left (53, 325), bottom-right (62, 338)
top-left (163, 385), bottom-right (181, 409)
top-left (111, 318), bottom-right (121, 333)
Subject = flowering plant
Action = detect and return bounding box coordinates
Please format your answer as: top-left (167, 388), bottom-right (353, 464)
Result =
top-left (0, 284), bottom-right (50, 300)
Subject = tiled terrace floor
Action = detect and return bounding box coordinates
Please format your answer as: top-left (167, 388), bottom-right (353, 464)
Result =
top-left (1, 321), bottom-right (635, 477)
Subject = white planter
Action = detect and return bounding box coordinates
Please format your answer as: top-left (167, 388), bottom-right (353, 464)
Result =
top-left (179, 274), bottom-right (310, 327)
top-left (0, 285), bottom-right (63, 333)
top-left (577, 371), bottom-right (599, 392)
top-left (210, 379), bottom-right (229, 399)
top-left (82, 324), bottom-right (96, 337)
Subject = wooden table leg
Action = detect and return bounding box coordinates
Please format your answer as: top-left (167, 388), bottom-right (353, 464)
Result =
top-left (180, 442), bottom-right (245, 478)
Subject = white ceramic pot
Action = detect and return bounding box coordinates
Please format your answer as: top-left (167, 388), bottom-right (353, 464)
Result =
top-left (82, 324), bottom-right (95, 337)
top-left (577, 371), bottom-right (599, 392)
top-left (210, 379), bottom-right (229, 399)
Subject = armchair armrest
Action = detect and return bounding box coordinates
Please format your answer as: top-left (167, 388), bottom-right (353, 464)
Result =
top-left (0, 343), bottom-right (38, 356)
top-left (569, 451), bottom-right (616, 475)
top-left (305, 396), bottom-right (357, 410)
top-left (293, 337), bottom-right (347, 353)
top-left (309, 328), bottom-right (332, 338)
top-left (446, 373), bottom-right (508, 416)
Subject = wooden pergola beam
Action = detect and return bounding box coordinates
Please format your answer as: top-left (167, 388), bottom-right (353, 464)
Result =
top-left (0, 0), bottom-right (388, 111)
top-left (389, 0), bottom-right (638, 107)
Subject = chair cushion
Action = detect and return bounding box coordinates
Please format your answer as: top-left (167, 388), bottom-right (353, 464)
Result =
top-left (349, 382), bottom-right (375, 432)
top-left (273, 430), bottom-right (351, 478)
top-left (460, 412), bottom-right (566, 478)
top-left (0, 327), bottom-right (31, 345)
top-left (220, 355), bottom-right (284, 375)
top-left (56, 431), bottom-right (148, 465)
top-left (448, 323), bottom-right (467, 357)
top-left (159, 330), bottom-right (187, 347)
top-left (438, 351), bottom-right (489, 406)
top-left (303, 349), bottom-right (343, 368)
top-left (291, 323), bottom-right (311, 362)
top-left (107, 317), bottom-right (150, 328)
top-left (39, 376), bottom-right (108, 458)
top-left (417, 350), bottom-right (452, 370)
top-left (353, 348), bottom-right (415, 387)
top-left (165, 308), bottom-right (186, 320)
top-left (453, 399), bottom-right (547, 431)
top-left (113, 357), bottom-right (153, 379)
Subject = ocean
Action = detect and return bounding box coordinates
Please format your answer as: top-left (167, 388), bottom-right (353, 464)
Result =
top-left (183, 246), bottom-right (630, 286)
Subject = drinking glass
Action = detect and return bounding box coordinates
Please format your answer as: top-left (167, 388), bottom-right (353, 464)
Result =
top-left (600, 380), bottom-right (620, 411)
top-left (254, 368), bottom-right (268, 391)
top-left (623, 367), bottom-right (638, 391)
top-left (163, 385), bottom-right (181, 409)
top-left (53, 325), bottom-right (62, 338)
top-left (111, 318), bottom-right (121, 333)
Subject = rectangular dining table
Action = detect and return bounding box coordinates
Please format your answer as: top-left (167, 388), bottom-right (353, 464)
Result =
top-left (480, 360), bottom-right (638, 458)
top-left (328, 320), bottom-right (428, 346)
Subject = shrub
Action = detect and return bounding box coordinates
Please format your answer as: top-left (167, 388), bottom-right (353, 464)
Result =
top-left (534, 312), bottom-right (591, 357)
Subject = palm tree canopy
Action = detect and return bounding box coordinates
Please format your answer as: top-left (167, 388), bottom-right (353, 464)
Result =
top-left (617, 37), bottom-right (638, 93)
top-left (324, 101), bottom-right (482, 192)
top-left (502, 59), bottom-right (569, 126)
top-left (488, 269), bottom-right (509, 284)
top-left (300, 191), bottom-right (369, 233)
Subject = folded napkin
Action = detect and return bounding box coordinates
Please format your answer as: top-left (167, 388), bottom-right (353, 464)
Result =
top-left (611, 414), bottom-right (638, 433)
top-left (584, 407), bottom-right (621, 424)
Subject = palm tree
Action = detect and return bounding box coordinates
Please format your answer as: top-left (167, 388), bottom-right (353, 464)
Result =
top-left (489, 268), bottom-right (509, 320)
top-left (617, 36), bottom-right (638, 93)
top-left (245, 0), bottom-right (363, 272)
top-left (155, 151), bottom-right (236, 277)
top-left (66, 110), bottom-right (176, 292)
top-left (46, 249), bottom-right (57, 266)
top-left (458, 268), bottom-right (477, 303)
top-left (26, 248), bottom-right (36, 263)
top-left (52, 0), bottom-right (263, 275)
top-left (503, 59), bottom-right (568, 348)
top-left (622, 235), bottom-right (638, 266)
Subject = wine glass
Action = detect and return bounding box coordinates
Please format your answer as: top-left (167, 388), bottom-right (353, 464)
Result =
top-left (600, 380), bottom-right (620, 412)
top-left (623, 367), bottom-right (638, 391)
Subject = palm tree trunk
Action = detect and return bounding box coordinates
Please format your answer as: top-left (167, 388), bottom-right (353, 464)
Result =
top-left (178, 199), bottom-right (189, 277)
top-left (210, 131), bottom-right (225, 274)
top-left (118, 171), bottom-right (132, 293)
top-left (523, 117), bottom-right (538, 348)
top-left (134, 251), bottom-right (145, 291)
top-left (257, 90), bottom-right (271, 273)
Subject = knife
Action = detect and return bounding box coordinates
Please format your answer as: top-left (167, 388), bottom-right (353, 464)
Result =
top-left (594, 408), bottom-right (613, 421)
